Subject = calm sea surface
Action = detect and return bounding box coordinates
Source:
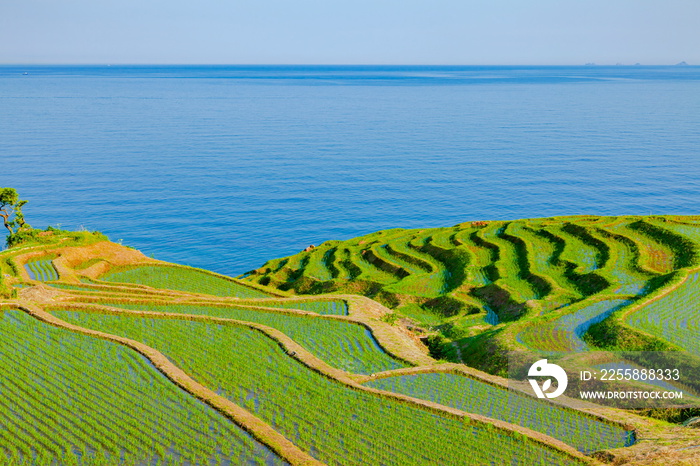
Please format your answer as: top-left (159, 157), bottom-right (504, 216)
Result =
top-left (1, 65), bottom-right (699, 275)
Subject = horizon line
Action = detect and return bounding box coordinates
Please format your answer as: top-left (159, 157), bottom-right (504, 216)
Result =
top-left (0, 62), bottom-right (694, 67)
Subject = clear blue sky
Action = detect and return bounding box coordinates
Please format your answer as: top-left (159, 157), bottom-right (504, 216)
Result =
top-left (1, 0), bottom-right (698, 65)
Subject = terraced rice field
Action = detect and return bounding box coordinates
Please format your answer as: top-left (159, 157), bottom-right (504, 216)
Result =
top-left (626, 272), bottom-right (700, 356)
top-left (101, 265), bottom-right (271, 298)
top-left (650, 219), bottom-right (700, 242)
top-left (546, 225), bottom-right (599, 273)
top-left (476, 223), bottom-right (543, 303)
top-left (51, 309), bottom-right (587, 466)
top-left (255, 299), bottom-right (348, 316)
top-left (451, 228), bottom-right (493, 287)
top-left (366, 372), bottom-right (632, 453)
top-left (518, 299), bottom-right (632, 352)
top-left (0, 308), bottom-right (283, 465)
top-left (91, 302), bottom-right (405, 374)
top-left (47, 283), bottom-right (120, 292)
top-left (504, 224), bottom-right (575, 299)
top-left (8, 216), bottom-right (700, 464)
top-left (607, 224), bottom-right (674, 274)
top-left (24, 256), bottom-right (58, 281)
top-left (245, 216), bottom-right (694, 327)
top-left (591, 230), bottom-right (650, 296)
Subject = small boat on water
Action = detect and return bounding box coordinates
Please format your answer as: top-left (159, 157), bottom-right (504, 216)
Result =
top-left (22, 72), bottom-right (28, 75)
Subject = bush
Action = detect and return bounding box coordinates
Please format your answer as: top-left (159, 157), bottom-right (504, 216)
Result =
top-left (6, 227), bottom-right (107, 248)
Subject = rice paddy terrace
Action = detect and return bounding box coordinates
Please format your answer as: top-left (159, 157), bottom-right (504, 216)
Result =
top-left (243, 215), bottom-right (700, 363)
top-left (0, 217), bottom-right (698, 465)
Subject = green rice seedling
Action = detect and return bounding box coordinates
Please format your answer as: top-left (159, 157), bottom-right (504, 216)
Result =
top-left (653, 219), bottom-right (700, 243)
top-left (53, 309), bottom-right (588, 466)
top-left (346, 248), bottom-right (398, 284)
top-left (48, 283), bottom-right (103, 292)
top-left (0, 308), bottom-right (284, 466)
top-left (366, 372), bottom-right (631, 453)
top-left (517, 299), bottom-right (632, 352)
top-left (606, 223), bottom-right (674, 274)
top-left (452, 227), bottom-right (493, 278)
top-left (388, 239), bottom-right (439, 275)
top-left (254, 299), bottom-right (348, 316)
top-left (335, 247), bottom-right (362, 279)
top-left (475, 223), bottom-right (541, 303)
top-left (545, 225), bottom-right (601, 273)
top-left (301, 245), bottom-right (335, 281)
top-left (396, 303), bottom-right (448, 326)
top-left (101, 265), bottom-right (271, 298)
top-left (631, 219), bottom-right (700, 269)
top-left (626, 272), bottom-right (700, 356)
top-left (92, 301), bottom-right (404, 374)
top-left (24, 256), bottom-right (59, 281)
top-left (425, 228), bottom-right (457, 249)
top-left (368, 243), bottom-right (416, 276)
top-left (325, 247), bottom-right (353, 280)
top-left (506, 223), bottom-right (580, 303)
top-left (385, 272), bottom-right (446, 298)
top-left (588, 229), bottom-right (649, 295)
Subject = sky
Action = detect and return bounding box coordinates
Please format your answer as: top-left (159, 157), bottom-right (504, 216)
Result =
top-left (0, 0), bottom-right (698, 65)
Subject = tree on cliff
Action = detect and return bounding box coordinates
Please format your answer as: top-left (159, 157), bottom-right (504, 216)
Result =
top-left (0, 187), bottom-right (30, 236)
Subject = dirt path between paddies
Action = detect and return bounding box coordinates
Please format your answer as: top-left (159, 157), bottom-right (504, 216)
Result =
top-left (12, 302), bottom-right (323, 466)
top-left (40, 302), bottom-right (600, 465)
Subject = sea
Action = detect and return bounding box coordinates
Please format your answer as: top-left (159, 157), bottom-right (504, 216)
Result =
top-left (1, 65), bottom-right (699, 276)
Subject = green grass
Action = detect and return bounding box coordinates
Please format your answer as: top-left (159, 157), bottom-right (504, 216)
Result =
top-left (24, 256), bottom-right (59, 282)
top-left (52, 309), bottom-right (587, 466)
top-left (626, 271), bottom-right (700, 356)
top-left (0, 308), bottom-right (283, 466)
top-left (5, 228), bottom-right (107, 249)
top-left (366, 372), bottom-right (632, 453)
top-left (92, 301), bottom-right (405, 374)
top-left (101, 265), bottom-right (271, 298)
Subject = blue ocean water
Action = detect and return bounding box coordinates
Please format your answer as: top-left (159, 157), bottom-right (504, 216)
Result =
top-left (1, 65), bottom-right (699, 275)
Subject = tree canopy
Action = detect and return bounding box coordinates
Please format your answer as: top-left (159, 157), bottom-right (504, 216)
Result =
top-left (0, 187), bottom-right (30, 236)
